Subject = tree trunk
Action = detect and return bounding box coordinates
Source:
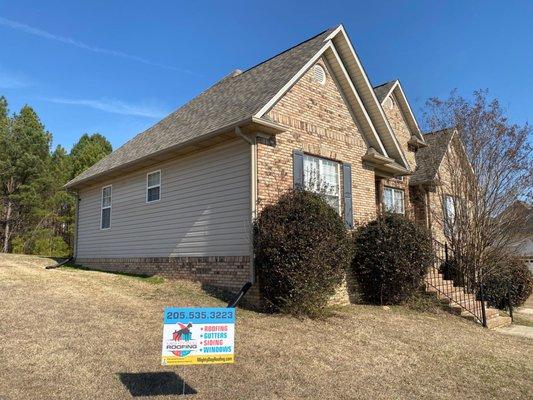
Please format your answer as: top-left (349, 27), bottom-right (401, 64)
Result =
top-left (3, 199), bottom-right (12, 252)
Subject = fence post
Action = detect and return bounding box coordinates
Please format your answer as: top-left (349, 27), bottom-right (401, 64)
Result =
top-left (479, 281), bottom-right (487, 328)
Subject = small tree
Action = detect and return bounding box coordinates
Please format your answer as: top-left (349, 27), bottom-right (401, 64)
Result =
top-left (483, 258), bottom-right (533, 309)
top-left (424, 90), bottom-right (532, 283)
top-left (254, 190), bottom-right (352, 317)
top-left (352, 214), bottom-right (434, 305)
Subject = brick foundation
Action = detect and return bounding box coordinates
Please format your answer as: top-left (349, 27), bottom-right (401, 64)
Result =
top-left (75, 256), bottom-right (251, 293)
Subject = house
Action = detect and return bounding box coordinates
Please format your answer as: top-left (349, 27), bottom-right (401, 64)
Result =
top-left (66, 25), bottom-right (456, 298)
top-left (505, 201), bottom-right (533, 273)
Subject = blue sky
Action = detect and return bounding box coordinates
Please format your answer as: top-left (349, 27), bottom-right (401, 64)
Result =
top-left (0, 1), bottom-right (531, 151)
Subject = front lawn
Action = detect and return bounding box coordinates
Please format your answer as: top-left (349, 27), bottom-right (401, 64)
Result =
top-left (0, 253), bottom-right (531, 399)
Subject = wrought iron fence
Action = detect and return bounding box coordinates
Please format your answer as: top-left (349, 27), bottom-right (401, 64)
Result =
top-left (427, 240), bottom-right (487, 327)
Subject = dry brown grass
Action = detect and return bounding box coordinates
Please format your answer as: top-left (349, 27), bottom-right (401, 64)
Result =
top-left (0, 253), bottom-right (532, 400)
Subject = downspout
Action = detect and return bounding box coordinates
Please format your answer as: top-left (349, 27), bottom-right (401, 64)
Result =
top-left (235, 127), bottom-right (257, 283)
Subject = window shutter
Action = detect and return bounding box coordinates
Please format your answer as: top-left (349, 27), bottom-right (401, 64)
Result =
top-left (293, 149), bottom-right (304, 190)
top-left (342, 163), bottom-right (353, 229)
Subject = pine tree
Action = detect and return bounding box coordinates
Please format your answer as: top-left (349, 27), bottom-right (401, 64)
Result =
top-left (69, 133), bottom-right (112, 179)
top-left (0, 104), bottom-right (51, 252)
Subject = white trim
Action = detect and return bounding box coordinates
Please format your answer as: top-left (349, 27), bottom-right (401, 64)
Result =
top-left (323, 58), bottom-right (370, 149)
top-left (146, 170), bottom-right (161, 203)
top-left (383, 186), bottom-right (405, 215)
top-left (378, 80), bottom-right (424, 141)
top-left (326, 43), bottom-right (388, 156)
top-left (254, 42), bottom-right (331, 117)
top-left (333, 25), bottom-right (410, 170)
top-left (303, 153), bottom-right (342, 215)
top-left (100, 185), bottom-right (112, 230)
top-left (255, 39), bottom-right (389, 158)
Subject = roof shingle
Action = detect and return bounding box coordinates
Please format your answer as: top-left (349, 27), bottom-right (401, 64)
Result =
top-left (373, 81), bottom-right (396, 103)
top-left (409, 128), bottom-right (454, 185)
top-left (67, 27), bottom-right (335, 188)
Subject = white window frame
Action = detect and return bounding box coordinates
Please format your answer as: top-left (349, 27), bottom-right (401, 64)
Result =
top-left (146, 170), bottom-right (161, 203)
top-left (100, 185), bottom-right (112, 230)
top-left (303, 154), bottom-right (341, 213)
top-left (444, 194), bottom-right (456, 225)
top-left (383, 187), bottom-right (405, 214)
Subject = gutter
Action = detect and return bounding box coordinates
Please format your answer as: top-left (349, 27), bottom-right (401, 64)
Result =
top-left (234, 126), bottom-right (258, 283)
top-left (65, 116), bottom-right (286, 190)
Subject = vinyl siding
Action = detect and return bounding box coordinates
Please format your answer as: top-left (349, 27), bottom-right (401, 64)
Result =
top-left (76, 139), bottom-right (251, 258)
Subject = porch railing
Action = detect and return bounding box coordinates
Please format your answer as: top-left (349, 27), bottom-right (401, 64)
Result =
top-left (427, 240), bottom-right (487, 327)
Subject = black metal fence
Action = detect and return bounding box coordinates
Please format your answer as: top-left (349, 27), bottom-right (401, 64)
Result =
top-left (427, 240), bottom-right (487, 327)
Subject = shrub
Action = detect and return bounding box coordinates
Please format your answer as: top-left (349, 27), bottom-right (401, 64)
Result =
top-left (352, 214), bottom-right (433, 305)
top-left (10, 229), bottom-right (70, 257)
top-left (483, 258), bottom-right (533, 309)
top-left (254, 190), bottom-right (352, 317)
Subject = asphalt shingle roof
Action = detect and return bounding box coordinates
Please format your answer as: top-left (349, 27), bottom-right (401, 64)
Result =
top-left (410, 128), bottom-right (454, 185)
top-left (373, 81), bottom-right (396, 103)
top-left (67, 27), bottom-right (336, 188)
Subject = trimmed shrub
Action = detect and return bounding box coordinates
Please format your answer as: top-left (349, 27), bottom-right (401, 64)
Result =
top-left (254, 190), bottom-right (352, 317)
top-left (352, 214), bottom-right (433, 305)
top-left (483, 258), bottom-right (533, 309)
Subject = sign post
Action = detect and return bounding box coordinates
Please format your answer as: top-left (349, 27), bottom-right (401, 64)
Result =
top-left (161, 307), bottom-right (235, 367)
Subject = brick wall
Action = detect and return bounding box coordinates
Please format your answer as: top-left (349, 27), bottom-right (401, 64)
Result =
top-left (257, 58), bottom-right (377, 225)
top-left (76, 256), bottom-right (250, 292)
top-left (381, 91), bottom-right (419, 217)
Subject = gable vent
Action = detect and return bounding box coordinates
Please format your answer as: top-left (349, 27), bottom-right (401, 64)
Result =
top-left (384, 95), bottom-right (395, 110)
top-left (313, 64), bottom-right (326, 85)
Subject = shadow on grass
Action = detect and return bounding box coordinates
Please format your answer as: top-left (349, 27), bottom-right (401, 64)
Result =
top-left (118, 372), bottom-right (196, 396)
top-left (201, 283), bottom-right (262, 312)
top-left (58, 263), bottom-right (165, 284)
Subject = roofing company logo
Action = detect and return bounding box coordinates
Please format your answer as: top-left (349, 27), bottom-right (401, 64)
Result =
top-left (168, 322), bottom-right (197, 358)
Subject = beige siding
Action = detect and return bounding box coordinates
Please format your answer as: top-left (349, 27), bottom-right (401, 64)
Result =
top-left (76, 139), bottom-right (251, 258)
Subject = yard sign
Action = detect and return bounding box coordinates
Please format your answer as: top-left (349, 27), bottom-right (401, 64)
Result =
top-left (161, 307), bottom-right (235, 365)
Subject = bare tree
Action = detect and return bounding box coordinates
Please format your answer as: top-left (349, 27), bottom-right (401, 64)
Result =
top-left (424, 89), bottom-right (532, 281)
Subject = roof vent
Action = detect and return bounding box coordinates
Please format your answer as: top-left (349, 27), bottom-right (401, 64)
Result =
top-left (384, 95), bottom-right (395, 110)
top-left (230, 69), bottom-right (243, 78)
top-left (313, 64), bottom-right (326, 85)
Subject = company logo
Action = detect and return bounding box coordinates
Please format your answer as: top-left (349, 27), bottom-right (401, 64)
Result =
top-left (166, 322), bottom-right (197, 357)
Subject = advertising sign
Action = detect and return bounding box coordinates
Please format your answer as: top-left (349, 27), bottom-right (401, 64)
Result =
top-left (161, 307), bottom-right (235, 365)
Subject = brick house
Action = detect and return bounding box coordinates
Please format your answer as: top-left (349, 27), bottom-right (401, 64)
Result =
top-left (66, 25), bottom-right (457, 298)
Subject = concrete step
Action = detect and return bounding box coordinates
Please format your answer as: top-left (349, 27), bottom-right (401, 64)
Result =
top-left (425, 283), bottom-right (458, 293)
top-left (460, 306), bottom-right (500, 321)
top-left (425, 276), bottom-right (449, 286)
top-left (424, 278), bottom-right (509, 329)
top-left (486, 315), bottom-right (512, 329)
top-left (433, 288), bottom-right (468, 301)
top-left (447, 299), bottom-right (480, 313)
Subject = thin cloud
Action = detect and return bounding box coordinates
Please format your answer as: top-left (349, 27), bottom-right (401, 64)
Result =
top-left (0, 16), bottom-right (197, 75)
top-left (44, 97), bottom-right (169, 118)
top-left (0, 66), bottom-right (32, 89)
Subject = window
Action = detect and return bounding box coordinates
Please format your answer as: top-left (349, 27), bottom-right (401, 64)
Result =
top-left (146, 170), bottom-right (161, 203)
top-left (383, 187), bottom-right (405, 214)
top-left (313, 64), bottom-right (326, 85)
top-left (101, 186), bottom-right (112, 230)
top-left (444, 195), bottom-right (455, 225)
top-left (303, 154), bottom-right (340, 212)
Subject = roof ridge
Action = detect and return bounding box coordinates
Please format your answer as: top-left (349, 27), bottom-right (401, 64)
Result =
top-left (239, 26), bottom-right (337, 76)
top-left (373, 80), bottom-right (397, 89)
